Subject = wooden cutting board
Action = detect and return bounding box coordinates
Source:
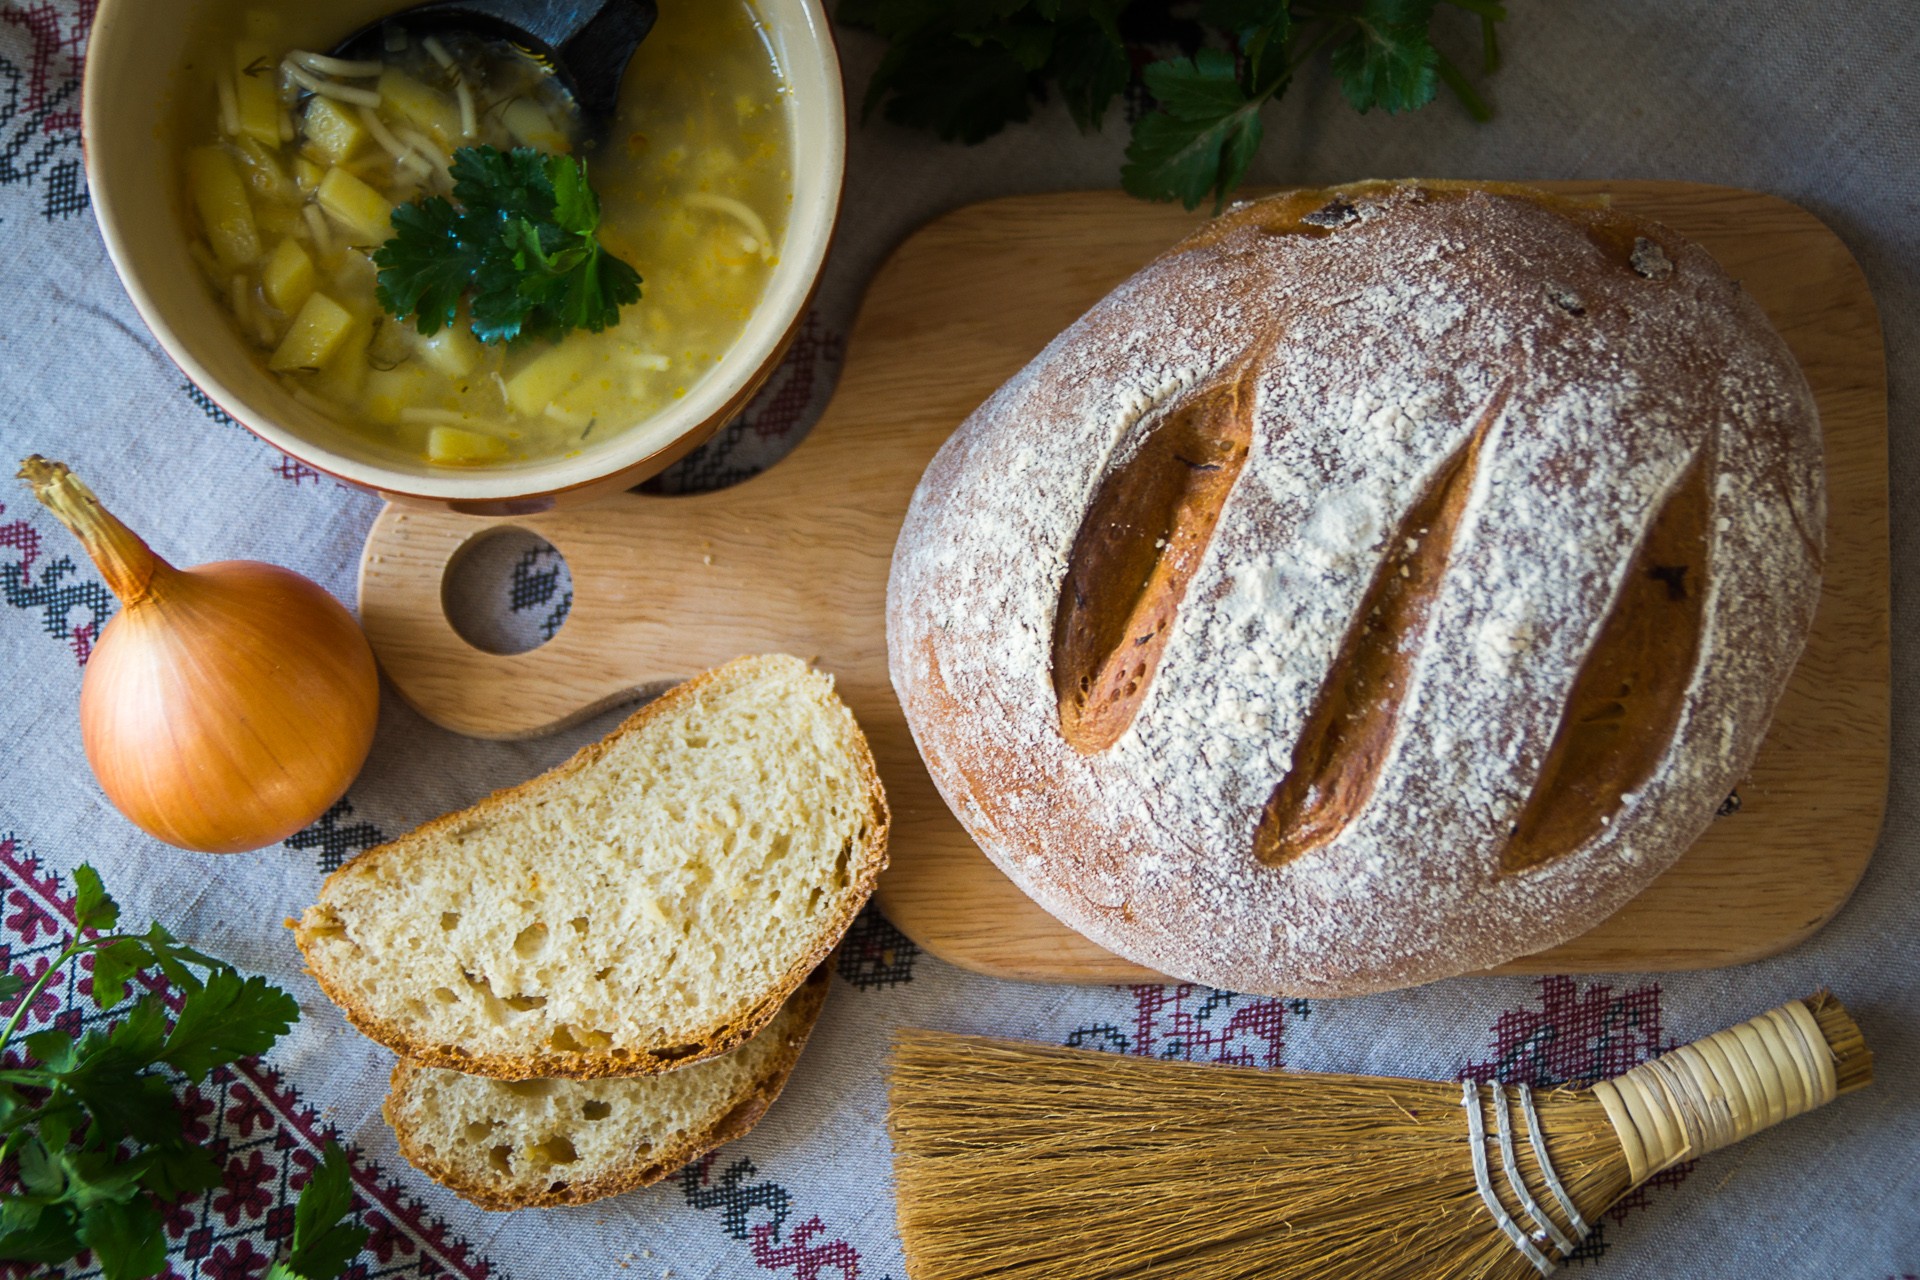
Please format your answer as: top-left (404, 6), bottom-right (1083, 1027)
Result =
top-left (358, 183), bottom-right (1889, 989)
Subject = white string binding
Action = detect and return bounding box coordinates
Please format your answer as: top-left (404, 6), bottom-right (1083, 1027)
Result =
top-left (1494, 1084), bottom-right (1580, 1258)
top-left (1462, 1081), bottom-right (1555, 1275)
top-left (1520, 1084), bottom-right (1589, 1239)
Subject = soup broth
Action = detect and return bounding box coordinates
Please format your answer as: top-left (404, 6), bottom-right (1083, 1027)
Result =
top-left (182, 2), bottom-right (792, 467)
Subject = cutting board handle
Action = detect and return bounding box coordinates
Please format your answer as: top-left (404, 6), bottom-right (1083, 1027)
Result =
top-left (360, 458), bottom-right (896, 738)
top-left (361, 501), bottom-right (680, 738)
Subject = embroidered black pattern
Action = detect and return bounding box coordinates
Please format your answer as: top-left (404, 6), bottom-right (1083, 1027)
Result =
top-left (284, 796), bottom-right (387, 872)
top-left (834, 905), bottom-right (919, 990)
top-left (1064, 986), bottom-right (1304, 1068)
top-left (680, 1156), bottom-right (792, 1242)
top-left (184, 380), bottom-right (239, 428)
top-left (1, 549), bottom-right (114, 650)
top-left (1063, 1023), bottom-right (1130, 1053)
top-left (0, 39), bottom-right (86, 220)
top-left (39, 153), bottom-right (83, 218)
top-left (679, 1154), bottom-right (892, 1279)
top-left (508, 544), bottom-right (572, 641)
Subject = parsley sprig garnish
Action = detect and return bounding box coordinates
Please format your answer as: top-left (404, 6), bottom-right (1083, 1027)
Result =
top-left (0, 865), bottom-right (368, 1280)
top-left (843, 0), bottom-right (1506, 211)
top-left (374, 145), bottom-right (644, 345)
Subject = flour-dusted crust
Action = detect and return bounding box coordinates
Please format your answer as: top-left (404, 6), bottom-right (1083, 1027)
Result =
top-left (887, 181), bottom-right (1824, 996)
top-left (384, 967), bottom-right (830, 1210)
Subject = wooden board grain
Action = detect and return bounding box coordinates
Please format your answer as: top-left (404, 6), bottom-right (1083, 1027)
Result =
top-left (358, 183), bottom-right (1889, 989)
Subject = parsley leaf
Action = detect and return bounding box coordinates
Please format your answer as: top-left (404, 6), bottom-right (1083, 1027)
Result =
top-left (1200, 0), bottom-right (1286, 33)
top-left (1201, 0), bottom-right (1291, 92)
top-left (139, 1141), bottom-right (223, 1203)
top-left (88, 937), bottom-right (149, 1010)
top-left (285, 1143), bottom-right (369, 1280)
top-left (61, 1009), bottom-right (184, 1149)
top-left (162, 969), bottom-right (300, 1079)
top-left (76, 1197), bottom-right (166, 1280)
top-left (71, 864), bottom-right (117, 935)
top-left (373, 198), bottom-right (477, 339)
top-left (860, 23), bottom-right (1038, 143)
top-left (1121, 49), bottom-right (1267, 211)
top-left (0, 1208), bottom-right (80, 1265)
top-left (450, 143), bottom-right (555, 225)
top-left (548, 148), bottom-right (599, 233)
top-left (1327, 0), bottom-right (1439, 114)
top-left (373, 145), bottom-right (643, 346)
top-left (22, 1028), bottom-right (76, 1072)
top-left (1033, 0), bottom-right (1131, 132)
top-left (140, 922), bottom-right (223, 992)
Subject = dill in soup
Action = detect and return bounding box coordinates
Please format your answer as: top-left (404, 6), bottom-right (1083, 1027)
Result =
top-left (182, 2), bottom-right (792, 467)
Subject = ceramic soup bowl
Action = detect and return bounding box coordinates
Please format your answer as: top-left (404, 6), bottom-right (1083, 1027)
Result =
top-left (84, 0), bottom-right (844, 512)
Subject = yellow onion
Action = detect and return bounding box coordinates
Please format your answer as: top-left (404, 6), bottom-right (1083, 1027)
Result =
top-left (19, 456), bottom-right (380, 853)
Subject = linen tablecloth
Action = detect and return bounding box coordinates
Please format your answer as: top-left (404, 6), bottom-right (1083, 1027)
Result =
top-left (1, 2), bottom-right (1915, 1276)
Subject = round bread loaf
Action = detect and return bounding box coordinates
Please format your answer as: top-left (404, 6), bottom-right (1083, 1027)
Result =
top-left (886, 180), bottom-right (1824, 996)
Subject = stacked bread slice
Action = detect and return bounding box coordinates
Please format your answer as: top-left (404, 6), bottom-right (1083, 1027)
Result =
top-left (385, 968), bottom-right (831, 1208)
top-left (296, 655), bottom-right (889, 1208)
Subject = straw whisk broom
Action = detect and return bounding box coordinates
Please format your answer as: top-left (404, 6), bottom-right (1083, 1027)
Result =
top-left (888, 992), bottom-right (1870, 1280)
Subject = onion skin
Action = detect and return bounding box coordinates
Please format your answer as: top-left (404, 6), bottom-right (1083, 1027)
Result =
top-left (21, 457), bottom-right (380, 853)
top-left (79, 562), bottom-right (380, 852)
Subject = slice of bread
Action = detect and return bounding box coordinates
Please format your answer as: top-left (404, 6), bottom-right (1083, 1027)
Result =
top-left (384, 967), bottom-right (830, 1210)
top-left (296, 654), bottom-right (887, 1078)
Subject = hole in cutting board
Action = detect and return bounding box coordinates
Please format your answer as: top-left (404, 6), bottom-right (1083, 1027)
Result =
top-left (441, 527), bottom-right (575, 655)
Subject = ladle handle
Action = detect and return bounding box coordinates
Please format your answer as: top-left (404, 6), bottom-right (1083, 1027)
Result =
top-left (554, 0), bottom-right (656, 123)
top-left (344, 0), bottom-right (656, 130)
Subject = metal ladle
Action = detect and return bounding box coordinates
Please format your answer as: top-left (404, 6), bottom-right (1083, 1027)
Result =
top-left (330, 0), bottom-right (658, 143)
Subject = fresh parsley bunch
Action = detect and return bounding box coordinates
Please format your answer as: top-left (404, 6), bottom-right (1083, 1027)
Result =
top-left (374, 145), bottom-right (644, 345)
top-left (0, 865), bottom-right (367, 1280)
top-left (842, 0), bottom-right (1506, 211)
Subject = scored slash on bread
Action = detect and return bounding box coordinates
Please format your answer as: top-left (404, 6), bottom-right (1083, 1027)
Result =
top-left (384, 966), bottom-right (831, 1210)
top-left (295, 654), bottom-right (888, 1079)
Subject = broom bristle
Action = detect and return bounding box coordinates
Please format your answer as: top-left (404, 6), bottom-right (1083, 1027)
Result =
top-left (888, 1033), bottom-right (1629, 1280)
top-left (889, 995), bottom-right (1868, 1280)
top-left (1804, 991), bottom-right (1873, 1095)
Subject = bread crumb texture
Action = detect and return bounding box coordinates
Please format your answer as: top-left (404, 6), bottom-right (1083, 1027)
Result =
top-left (386, 970), bottom-right (828, 1210)
top-left (298, 654), bottom-right (887, 1076)
top-left (887, 181), bottom-right (1823, 996)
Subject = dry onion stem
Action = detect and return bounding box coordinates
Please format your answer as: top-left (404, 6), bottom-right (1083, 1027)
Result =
top-left (18, 456), bottom-right (380, 853)
top-left (888, 993), bottom-right (1870, 1280)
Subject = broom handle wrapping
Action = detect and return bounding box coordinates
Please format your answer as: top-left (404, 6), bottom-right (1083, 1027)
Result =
top-left (1589, 999), bottom-right (1838, 1184)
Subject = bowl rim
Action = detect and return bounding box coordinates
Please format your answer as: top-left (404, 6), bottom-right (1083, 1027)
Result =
top-left (82, 0), bottom-right (846, 504)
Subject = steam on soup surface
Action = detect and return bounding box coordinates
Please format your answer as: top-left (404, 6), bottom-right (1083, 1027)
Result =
top-left (183, 2), bottom-right (791, 467)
